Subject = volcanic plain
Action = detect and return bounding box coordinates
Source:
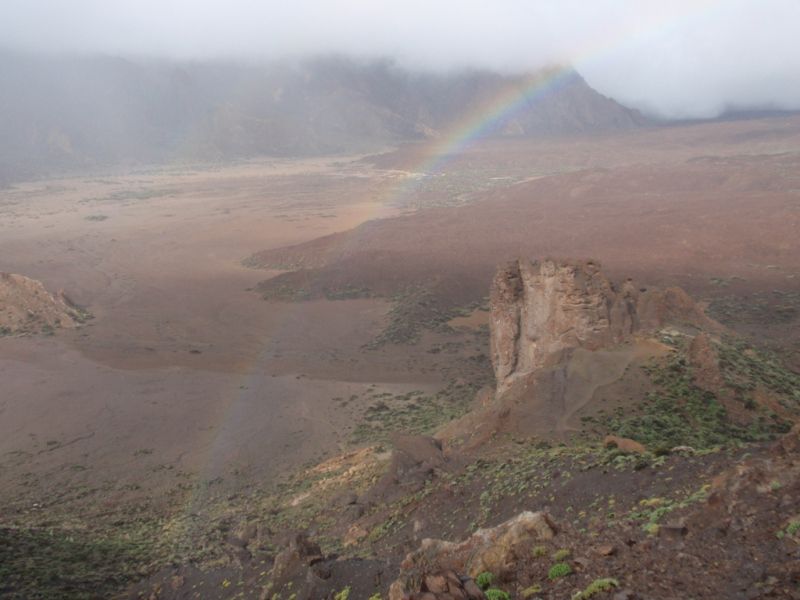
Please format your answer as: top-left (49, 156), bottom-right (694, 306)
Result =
top-left (1, 114), bottom-right (800, 599)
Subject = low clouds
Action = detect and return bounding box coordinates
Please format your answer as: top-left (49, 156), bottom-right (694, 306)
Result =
top-left (1, 0), bottom-right (799, 118)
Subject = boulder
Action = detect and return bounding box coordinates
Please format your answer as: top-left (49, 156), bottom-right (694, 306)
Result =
top-left (0, 272), bottom-right (87, 335)
top-left (365, 434), bottom-right (448, 504)
top-left (604, 435), bottom-right (647, 454)
top-left (389, 512), bottom-right (557, 597)
top-left (269, 533), bottom-right (323, 582)
top-left (389, 570), bottom-right (486, 600)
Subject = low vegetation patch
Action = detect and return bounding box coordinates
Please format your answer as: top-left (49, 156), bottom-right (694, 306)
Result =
top-left (521, 584), bottom-right (542, 598)
top-left (334, 585), bottom-right (351, 600)
top-left (368, 286), bottom-right (454, 346)
top-left (0, 525), bottom-right (155, 600)
top-left (777, 520), bottom-right (800, 539)
top-left (716, 337), bottom-right (800, 400)
top-left (628, 485), bottom-right (710, 532)
top-left (553, 548), bottom-right (571, 561)
top-left (350, 381), bottom-right (483, 444)
top-left (475, 571), bottom-right (494, 590)
top-left (547, 562), bottom-right (572, 580)
top-left (597, 344), bottom-right (792, 452)
top-left (572, 578), bottom-right (619, 599)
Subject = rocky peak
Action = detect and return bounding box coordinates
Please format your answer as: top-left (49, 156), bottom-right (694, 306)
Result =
top-left (489, 258), bottom-right (715, 392)
top-left (0, 272), bottom-right (87, 335)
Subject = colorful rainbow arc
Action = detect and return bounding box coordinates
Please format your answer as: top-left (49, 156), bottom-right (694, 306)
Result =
top-left (180, 0), bottom-right (727, 517)
top-left (414, 66), bottom-right (576, 176)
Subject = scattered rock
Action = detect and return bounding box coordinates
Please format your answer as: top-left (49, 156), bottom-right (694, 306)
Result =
top-left (169, 575), bottom-right (184, 590)
top-left (659, 520), bottom-right (689, 539)
top-left (342, 503), bottom-right (365, 520)
top-left (270, 533), bottom-right (323, 582)
top-left (573, 556), bottom-right (591, 569)
top-left (365, 434), bottom-right (448, 503)
top-left (596, 544), bottom-right (617, 556)
top-left (390, 570), bottom-right (486, 600)
top-left (688, 333), bottom-right (724, 393)
top-left (604, 435), bottom-right (647, 454)
top-left (336, 492), bottom-right (359, 506)
top-left (390, 511), bottom-right (556, 596)
top-left (343, 524), bottom-right (368, 547)
top-left (423, 574), bottom-right (448, 594)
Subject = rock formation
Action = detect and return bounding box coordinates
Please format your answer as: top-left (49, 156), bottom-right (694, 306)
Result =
top-left (389, 511), bottom-right (557, 600)
top-left (0, 272), bottom-right (86, 335)
top-left (364, 434), bottom-right (449, 505)
top-left (490, 258), bottom-right (716, 393)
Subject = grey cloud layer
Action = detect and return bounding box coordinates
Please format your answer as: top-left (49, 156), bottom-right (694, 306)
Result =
top-left (1, 0), bottom-right (799, 118)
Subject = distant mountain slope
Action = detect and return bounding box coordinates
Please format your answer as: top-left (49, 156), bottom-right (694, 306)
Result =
top-left (0, 53), bottom-right (645, 183)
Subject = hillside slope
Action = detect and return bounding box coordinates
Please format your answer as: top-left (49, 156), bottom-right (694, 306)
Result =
top-left (0, 53), bottom-right (644, 184)
top-left (114, 261), bottom-right (800, 600)
top-left (0, 272), bottom-right (87, 335)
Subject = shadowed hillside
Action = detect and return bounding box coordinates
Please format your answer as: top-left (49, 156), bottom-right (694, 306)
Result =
top-left (0, 53), bottom-right (644, 184)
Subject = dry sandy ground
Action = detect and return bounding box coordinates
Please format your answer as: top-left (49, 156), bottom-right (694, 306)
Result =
top-left (254, 117), bottom-right (800, 364)
top-left (2, 114), bottom-right (800, 521)
top-left (0, 156), bottom-right (449, 512)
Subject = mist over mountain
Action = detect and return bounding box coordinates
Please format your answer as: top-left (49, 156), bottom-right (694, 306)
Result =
top-left (0, 52), bottom-right (644, 184)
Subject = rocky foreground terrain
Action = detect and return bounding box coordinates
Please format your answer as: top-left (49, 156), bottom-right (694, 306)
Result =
top-left (108, 259), bottom-right (799, 600)
top-left (2, 115), bottom-right (798, 600)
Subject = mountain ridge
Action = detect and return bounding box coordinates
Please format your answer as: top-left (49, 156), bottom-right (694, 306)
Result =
top-left (0, 53), bottom-right (645, 184)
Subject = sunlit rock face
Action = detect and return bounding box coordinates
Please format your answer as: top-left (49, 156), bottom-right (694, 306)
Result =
top-left (0, 272), bottom-right (84, 334)
top-left (489, 258), bottom-right (713, 393)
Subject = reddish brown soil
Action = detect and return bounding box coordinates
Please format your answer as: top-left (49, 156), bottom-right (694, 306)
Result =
top-left (2, 115), bottom-right (800, 600)
top-left (255, 152), bottom-right (800, 295)
top-left (253, 151), bottom-right (800, 369)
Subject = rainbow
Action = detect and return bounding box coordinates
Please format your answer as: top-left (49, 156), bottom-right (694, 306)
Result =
top-left (387, 0), bottom-right (726, 180)
top-left (417, 66), bottom-right (576, 174)
top-left (178, 0), bottom-right (729, 524)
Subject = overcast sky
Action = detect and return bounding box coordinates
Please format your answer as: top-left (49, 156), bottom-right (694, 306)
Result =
top-left (1, 0), bottom-right (799, 118)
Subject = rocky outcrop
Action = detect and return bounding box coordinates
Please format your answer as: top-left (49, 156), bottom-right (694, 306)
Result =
top-left (391, 570), bottom-right (487, 600)
top-left (364, 434), bottom-right (449, 505)
top-left (490, 259), bottom-right (716, 392)
top-left (604, 435), bottom-right (647, 454)
top-left (0, 273), bottom-right (87, 335)
top-left (389, 512), bottom-right (557, 599)
top-left (269, 534), bottom-right (324, 583)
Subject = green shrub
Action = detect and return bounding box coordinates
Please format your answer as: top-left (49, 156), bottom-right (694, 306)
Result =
top-left (485, 589), bottom-right (510, 600)
top-left (553, 548), bottom-right (571, 561)
top-left (572, 578), bottom-right (619, 599)
top-left (787, 521), bottom-right (800, 536)
top-left (643, 523), bottom-right (660, 536)
top-left (522, 584), bottom-right (542, 598)
top-left (531, 545), bottom-right (547, 558)
top-left (334, 586), bottom-right (351, 600)
top-left (596, 346), bottom-right (795, 451)
top-left (475, 571), bottom-right (494, 590)
top-left (548, 562), bottom-right (573, 580)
